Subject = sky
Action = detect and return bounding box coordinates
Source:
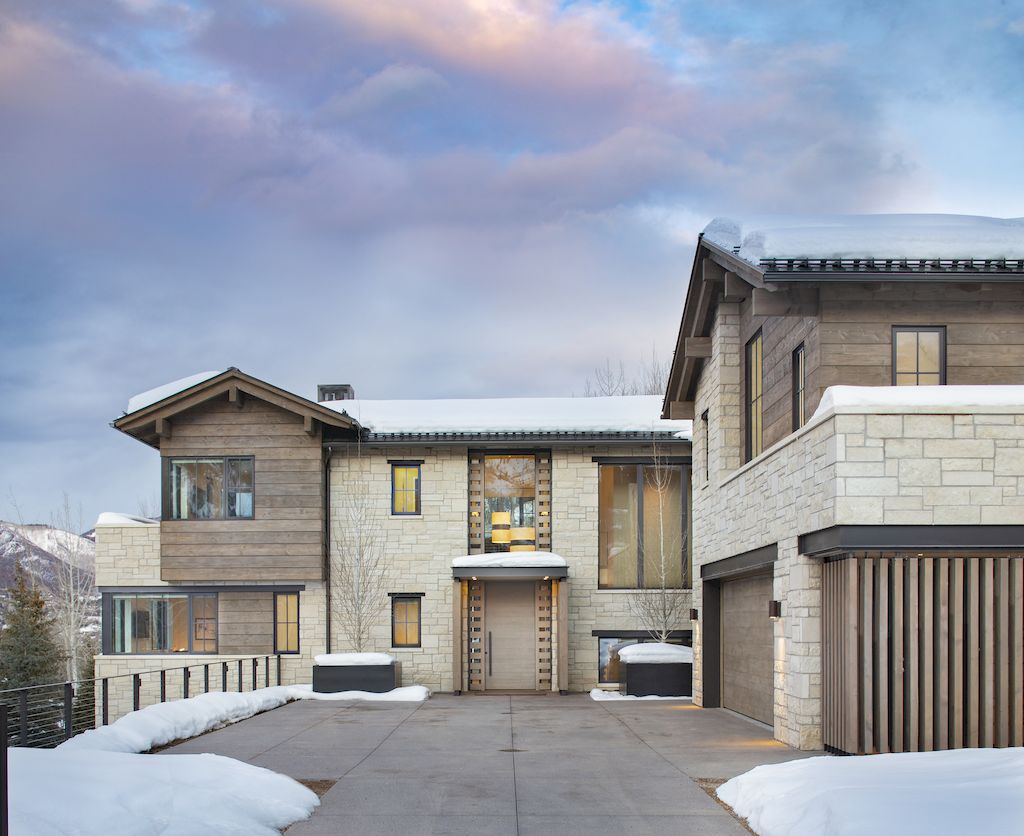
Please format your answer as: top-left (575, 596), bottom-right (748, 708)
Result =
top-left (1, 0), bottom-right (1023, 527)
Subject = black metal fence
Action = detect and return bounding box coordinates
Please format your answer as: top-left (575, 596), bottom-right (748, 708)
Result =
top-left (0, 655), bottom-right (285, 836)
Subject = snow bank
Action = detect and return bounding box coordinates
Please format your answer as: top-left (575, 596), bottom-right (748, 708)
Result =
top-left (618, 642), bottom-right (694, 664)
top-left (322, 394), bottom-right (691, 437)
top-left (589, 688), bottom-right (691, 702)
top-left (10, 748), bottom-right (317, 836)
top-left (126, 370), bottom-right (223, 414)
top-left (717, 748), bottom-right (1024, 836)
top-left (813, 385), bottom-right (1024, 419)
top-left (295, 684), bottom-right (430, 702)
top-left (95, 512), bottom-right (158, 528)
top-left (451, 551), bottom-right (568, 569)
top-left (704, 214), bottom-right (1024, 265)
top-left (314, 652), bottom-right (394, 666)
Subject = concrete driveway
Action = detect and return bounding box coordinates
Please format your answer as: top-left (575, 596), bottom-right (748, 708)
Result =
top-left (162, 694), bottom-right (814, 835)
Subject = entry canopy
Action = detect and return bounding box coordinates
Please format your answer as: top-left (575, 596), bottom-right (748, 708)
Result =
top-left (451, 552), bottom-right (568, 580)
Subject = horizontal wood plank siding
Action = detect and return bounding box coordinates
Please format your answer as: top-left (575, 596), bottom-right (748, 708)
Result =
top-left (160, 397), bottom-right (323, 582)
top-left (218, 591), bottom-right (274, 654)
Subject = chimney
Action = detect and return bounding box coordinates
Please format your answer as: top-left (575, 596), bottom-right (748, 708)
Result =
top-left (317, 384), bottom-right (355, 402)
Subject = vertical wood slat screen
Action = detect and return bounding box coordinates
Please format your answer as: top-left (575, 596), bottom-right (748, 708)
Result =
top-left (535, 581), bottom-right (553, 690)
top-left (466, 579), bottom-right (485, 691)
top-left (823, 554), bottom-right (1024, 755)
top-left (468, 456), bottom-right (484, 553)
top-left (536, 454), bottom-right (552, 551)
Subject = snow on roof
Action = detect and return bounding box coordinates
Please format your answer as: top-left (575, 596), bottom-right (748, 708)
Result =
top-left (813, 385), bottom-right (1024, 419)
top-left (618, 642), bottom-right (694, 665)
top-left (703, 214), bottom-right (1024, 266)
top-left (126, 371), bottom-right (223, 414)
top-left (322, 395), bottom-right (692, 438)
top-left (95, 512), bottom-right (158, 528)
top-left (451, 552), bottom-right (568, 569)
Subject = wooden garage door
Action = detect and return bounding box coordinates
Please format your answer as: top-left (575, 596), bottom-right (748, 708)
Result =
top-left (721, 572), bottom-right (774, 725)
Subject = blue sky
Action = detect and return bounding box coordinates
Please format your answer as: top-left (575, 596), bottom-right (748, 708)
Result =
top-left (1, 0), bottom-right (1022, 526)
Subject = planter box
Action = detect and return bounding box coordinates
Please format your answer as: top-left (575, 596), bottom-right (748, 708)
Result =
top-left (620, 662), bottom-right (692, 698)
top-left (313, 662), bottom-right (398, 694)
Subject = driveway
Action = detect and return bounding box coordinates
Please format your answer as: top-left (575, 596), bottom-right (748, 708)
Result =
top-left (161, 694), bottom-right (814, 835)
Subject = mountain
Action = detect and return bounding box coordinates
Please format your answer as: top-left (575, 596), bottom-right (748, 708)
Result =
top-left (0, 522), bottom-right (97, 620)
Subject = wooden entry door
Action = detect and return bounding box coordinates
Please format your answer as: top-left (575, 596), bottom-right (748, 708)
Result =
top-left (484, 581), bottom-right (537, 690)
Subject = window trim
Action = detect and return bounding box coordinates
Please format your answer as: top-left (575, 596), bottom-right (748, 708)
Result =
top-left (745, 330), bottom-right (763, 461)
top-left (390, 461), bottom-right (423, 516)
top-left (108, 592), bottom-right (218, 655)
top-left (390, 594), bottom-right (423, 649)
top-left (792, 343), bottom-right (806, 431)
top-left (891, 325), bottom-right (947, 386)
top-left (163, 456), bottom-right (255, 521)
top-left (701, 410), bottom-right (710, 485)
top-left (273, 592), bottom-right (300, 655)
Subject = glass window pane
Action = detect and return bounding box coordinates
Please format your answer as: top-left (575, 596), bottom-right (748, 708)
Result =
top-left (598, 465), bottom-right (639, 588)
top-left (287, 623), bottom-right (299, 651)
top-left (919, 373), bottom-right (941, 385)
top-left (228, 458), bottom-right (254, 488)
top-left (406, 620), bottom-right (419, 646)
top-left (895, 331), bottom-right (917, 374)
top-left (642, 466), bottom-right (683, 589)
top-left (918, 332), bottom-right (940, 375)
top-left (484, 456), bottom-right (536, 550)
top-left (191, 459), bottom-right (224, 519)
top-left (896, 373), bottom-right (917, 386)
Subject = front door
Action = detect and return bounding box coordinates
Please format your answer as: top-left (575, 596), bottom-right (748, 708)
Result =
top-left (484, 581), bottom-right (536, 690)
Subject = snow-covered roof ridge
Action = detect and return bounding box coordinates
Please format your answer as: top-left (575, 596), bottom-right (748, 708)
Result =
top-left (322, 394), bottom-right (691, 438)
top-left (95, 512), bottom-right (159, 527)
top-left (703, 214), bottom-right (1024, 265)
top-left (126, 370), bottom-right (224, 414)
top-left (813, 385), bottom-right (1024, 420)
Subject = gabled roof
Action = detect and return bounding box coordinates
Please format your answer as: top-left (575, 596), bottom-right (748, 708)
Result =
top-left (113, 368), bottom-right (358, 448)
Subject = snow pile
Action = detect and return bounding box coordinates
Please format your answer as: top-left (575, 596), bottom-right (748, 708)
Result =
top-left (618, 642), bottom-right (694, 664)
top-left (314, 652), bottom-right (394, 666)
top-left (814, 385), bottom-right (1024, 419)
top-left (126, 370), bottom-right (223, 414)
top-left (452, 552), bottom-right (568, 569)
top-left (297, 684), bottom-right (429, 702)
top-left (10, 748), bottom-right (318, 836)
top-left (717, 748), bottom-right (1024, 836)
top-left (322, 394), bottom-right (691, 437)
top-left (589, 688), bottom-right (692, 702)
top-left (703, 214), bottom-right (1024, 265)
top-left (95, 512), bottom-right (158, 528)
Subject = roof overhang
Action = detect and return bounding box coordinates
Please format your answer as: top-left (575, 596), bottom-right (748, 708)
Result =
top-left (112, 368), bottom-right (359, 448)
top-left (452, 565), bottom-right (569, 579)
top-left (451, 552), bottom-right (569, 580)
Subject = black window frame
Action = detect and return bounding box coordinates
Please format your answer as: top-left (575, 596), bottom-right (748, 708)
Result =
top-left (892, 325), bottom-right (947, 386)
top-left (597, 461), bottom-right (691, 590)
top-left (163, 456), bottom-right (255, 521)
top-left (273, 591), bottom-right (300, 655)
top-left (390, 593), bottom-right (424, 648)
top-left (701, 409), bottom-right (710, 485)
top-left (745, 330), bottom-right (763, 461)
top-left (109, 592), bottom-right (219, 655)
top-left (389, 460), bottom-right (423, 516)
top-left (792, 342), bottom-right (806, 431)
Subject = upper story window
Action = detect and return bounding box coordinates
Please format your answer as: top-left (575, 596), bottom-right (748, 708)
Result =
top-left (792, 343), bottom-right (806, 430)
top-left (390, 462), bottom-right (422, 515)
top-left (484, 455), bottom-right (536, 552)
top-left (111, 592), bottom-right (217, 654)
top-left (598, 462), bottom-right (690, 590)
top-left (893, 326), bottom-right (946, 385)
top-left (746, 330), bottom-right (763, 460)
top-left (168, 457), bottom-right (254, 520)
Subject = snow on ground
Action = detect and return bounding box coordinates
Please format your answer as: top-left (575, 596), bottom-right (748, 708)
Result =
top-left (618, 642), bottom-right (694, 664)
top-left (703, 214), bottom-right (1024, 265)
top-left (717, 747), bottom-right (1024, 836)
top-left (314, 652), bottom-right (395, 666)
top-left (10, 747), bottom-right (318, 836)
top-left (297, 684), bottom-right (430, 702)
top-left (451, 552), bottom-right (568, 569)
top-left (589, 688), bottom-right (691, 702)
top-left (320, 394), bottom-right (692, 437)
top-left (814, 384), bottom-right (1024, 419)
top-left (126, 370), bottom-right (223, 414)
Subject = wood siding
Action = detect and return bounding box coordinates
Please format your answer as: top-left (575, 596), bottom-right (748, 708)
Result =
top-left (218, 591), bottom-right (274, 654)
top-left (159, 396), bottom-right (324, 582)
top-left (823, 553), bottom-right (1024, 755)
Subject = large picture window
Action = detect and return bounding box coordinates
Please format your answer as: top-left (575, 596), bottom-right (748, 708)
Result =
top-left (893, 326), bottom-right (945, 386)
top-left (111, 593), bottom-right (217, 654)
top-left (168, 457), bottom-right (254, 520)
top-left (746, 330), bottom-right (763, 460)
top-left (598, 463), bottom-right (689, 589)
top-left (484, 455), bottom-right (536, 552)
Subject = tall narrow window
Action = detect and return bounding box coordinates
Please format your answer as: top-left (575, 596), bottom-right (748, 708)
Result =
top-left (746, 331), bottom-right (763, 460)
top-left (391, 595), bottom-right (422, 648)
top-left (483, 455), bottom-right (536, 552)
top-left (792, 343), bottom-right (806, 431)
top-left (391, 462), bottom-right (422, 515)
top-left (893, 326), bottom-right (945, 385)
top-left (274, 592), bottom-right (299, 654)
top-left (701, 410), bottom-right (710, 484)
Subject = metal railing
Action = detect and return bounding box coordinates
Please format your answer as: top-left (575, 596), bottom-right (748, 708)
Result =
top-left (0, 654), bottom-right (285, 836)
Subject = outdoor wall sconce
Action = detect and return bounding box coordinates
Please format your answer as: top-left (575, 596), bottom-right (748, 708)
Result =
top-left (768, 600), bottom-right (782, 620)
top-left (689, 608), bottom-right (699, 621)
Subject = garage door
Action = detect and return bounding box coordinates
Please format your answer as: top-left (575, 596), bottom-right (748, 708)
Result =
top-left (721, 572), bottom-right (774, 725)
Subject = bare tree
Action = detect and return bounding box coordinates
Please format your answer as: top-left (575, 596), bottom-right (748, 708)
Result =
top-left (627, 438), bottom-right (689, 642)
top-left (330, 448), bottom-right (391, 653)
top-left (136, 493), bottom-right (160, 520)
top-left (582, 346), bottom-right (668, 397)
top-left (49, 494), bottom-right (97, 681)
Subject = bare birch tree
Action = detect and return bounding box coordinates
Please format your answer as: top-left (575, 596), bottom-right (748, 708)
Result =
top-left (330, 449), bottom-right (391, 652)
top-left (49, 494), bottom-right (97, 681)
top-left (583, 346), bottom-right (668, 397)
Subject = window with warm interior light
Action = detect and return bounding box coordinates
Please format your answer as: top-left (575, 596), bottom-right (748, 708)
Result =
top-left (484, 455), bottom-right (536, 552)
top-left (111, 593), bottom-right (217, 654)
top-left (391, 596), bottom-right (421, 648)
top-left (391, 463), bottom-right (421, 515)
top-left (893, 326), bottom-right (945, 385)
top-left (274, 592), bottom-right (299, 654)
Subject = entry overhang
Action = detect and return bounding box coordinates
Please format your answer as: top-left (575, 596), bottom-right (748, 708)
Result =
top-left (451, 552), bottom-right (569, 580)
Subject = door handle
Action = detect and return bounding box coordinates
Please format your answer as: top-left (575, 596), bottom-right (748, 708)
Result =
top-left (488, 631), bottom-right (493, 676)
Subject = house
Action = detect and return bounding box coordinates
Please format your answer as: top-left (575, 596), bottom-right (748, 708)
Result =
top-left (663, 214), bottom-right (1024, 753)
top-left (95, 371), bottom-right (692, 718)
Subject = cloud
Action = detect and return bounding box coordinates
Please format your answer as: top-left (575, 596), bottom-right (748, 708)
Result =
top-left (316, 64), bottom-right (449, 122)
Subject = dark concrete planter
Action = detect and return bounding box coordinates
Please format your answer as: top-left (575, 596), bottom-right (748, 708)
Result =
top-left (621, 662), bottom-right (692, 697)
top-left (313, 662), bottom-right (397, 694)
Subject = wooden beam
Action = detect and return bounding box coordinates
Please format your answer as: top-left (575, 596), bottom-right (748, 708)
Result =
top-left (155, 417), bottom-right (171, 440)
top-left (684, 337), bottom-right (712, 358)
top-left (228, 385), bottom-right (244, 409)
top-left (303, 415), bottom-right (316, 436)
top-left (667, 401), bottom-right (694, 420)
top-left (702, 256), bottom-right (726, 286)
top-left (751, 287), bottom-right (819, 317)
top-left (723, 272), bottom-right (750, 302)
